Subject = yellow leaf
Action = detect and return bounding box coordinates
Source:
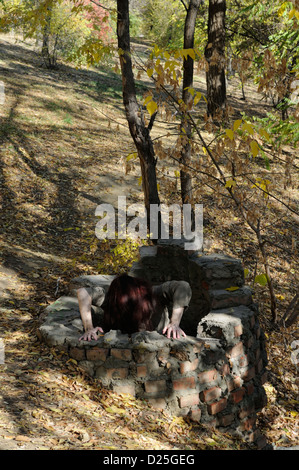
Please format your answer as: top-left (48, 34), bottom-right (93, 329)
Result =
top-left (276, 294), bottom-right (285, 301)
top-left (194, 92), bottom-right (202, 105)
top-left (186, 48), bottom-right (196, 60)
top-left (233, 119), bottom-right (242, 131)
top-left (138, 176), bottom-right (142, 186)
top-left (242, 122), bottom-right (254, 135)
top-left (225, 286), bottom-right (240, 291)
top-left (147, 68), bottom-right (154, 77)
top-left (105, 406), bottom-right (126, 415)
top-left (126, 152), bottom-right (137, 161)
top-left (146, 100), bottom-right (158, 116)
top-left (144, 95), bottom-right (152, 105)
top-left (185, 86), bottom-right (195, 96)
top-left (225, 129), bottom-right (234, 140)
top-left (250, 140), bottom-right (259, 157)
top-left (225, 179), bottom-right (236, 189)
top-left (67, 359), bottom-right (77, 365)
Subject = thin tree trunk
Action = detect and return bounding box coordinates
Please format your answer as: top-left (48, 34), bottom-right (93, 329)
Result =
top-left (180, 0), bottom-right (200, 214)
top-left (116, 0), bottom-right (160, 235)
top-left (42, 5), bottom-right (55, 69)
top-left (205, 0), bottom-right (227, 120)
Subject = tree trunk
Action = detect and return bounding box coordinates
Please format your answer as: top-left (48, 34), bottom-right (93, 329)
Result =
top-left (180, 0), bottom-right (200, 213)
top-left (116, 0), bottom-right (160, 235)
top-left (205, 0), bottom-right (227, 120)
top-left (42, 5), bottom-right (56, 69)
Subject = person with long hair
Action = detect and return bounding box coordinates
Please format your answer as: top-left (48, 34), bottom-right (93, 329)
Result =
top-left (77, 274), bottom-right (192, 341)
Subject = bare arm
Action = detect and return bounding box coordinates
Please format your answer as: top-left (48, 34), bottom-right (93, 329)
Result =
top-left (160, 280), bottom-right (192, 339)
top-left (163, 307), bottom-right (186, 339)
top-left (77, 287), bottom-right (103, 341)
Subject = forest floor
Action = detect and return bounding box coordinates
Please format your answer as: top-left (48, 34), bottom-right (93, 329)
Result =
top-left (0, 32), bottom-right (298, 451)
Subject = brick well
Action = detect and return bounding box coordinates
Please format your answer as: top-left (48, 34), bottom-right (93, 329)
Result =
top-left (38, 242), bottom-right (269, 448)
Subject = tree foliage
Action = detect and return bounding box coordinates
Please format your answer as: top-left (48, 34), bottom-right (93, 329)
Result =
top-left (1, 0), bottom-right (298, 325)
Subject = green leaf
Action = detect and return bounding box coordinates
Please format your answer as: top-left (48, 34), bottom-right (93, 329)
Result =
top-left (254, 274), bottom-right (268, 286)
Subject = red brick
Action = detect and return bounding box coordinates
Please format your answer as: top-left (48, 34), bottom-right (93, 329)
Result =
top-left (69, 347), bottom-right (86, 361)
top-left (198, 369), bottom-right (218, 384)
top-left (219, 363), bottom-right (230, 377)
top-left (207, 398), bottom-right (227, 415)
top-left (111, 348), bottom-right (132, 361)
top-left (244, 335), bottom-right (254, 349)
top-left (255, 358), bottom-right (263, 373)
top-left (244, 381), bottom-right (254, 395)
top-left (86, 347), bottom-right (108, 361)
top-left (227, 341), bottom-right (244, 358)
top-left (260, 371), bottom-right (268, 384)
top-left (173, 376), bottom-right (196, 391)
top-left (180, 358), bottom-right (199, 374)
top-left (238, 354), bottom-right (249, 368)
top-left (217, 413), bottom-right (234, 426)
top-left (136, 365), bottom-right (147, 377)
top-left (227, 375), bottom-right (242, 392)
top-left (231, 387), bottom-right (246, 404)
top-left (234, 324), bottom-right (243, 337)
top-left (200, 386), bottom-right (222, 403)
top-left (241, 366), bottom-right (255, 382)
top-left (255, 347), bottom-right (261, 361)
top-left (179, 393), bottom-right (200, 408)
top-left (190, 409), bottom-right (201, 422)
top-left (145, 379), bottom-right (166, 394)
top-left (255, 326), bottom-right (261, 339)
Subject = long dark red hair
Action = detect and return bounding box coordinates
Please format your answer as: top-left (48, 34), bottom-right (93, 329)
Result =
top-left (102, 274), bottom-right (155, 334)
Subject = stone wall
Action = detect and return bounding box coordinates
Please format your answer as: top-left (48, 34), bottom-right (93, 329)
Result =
top-left (38, 242), bottom-right (268, 449)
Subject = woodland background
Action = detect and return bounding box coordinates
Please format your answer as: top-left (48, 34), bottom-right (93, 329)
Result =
top-left (0, 0), bottom-right (298, 450)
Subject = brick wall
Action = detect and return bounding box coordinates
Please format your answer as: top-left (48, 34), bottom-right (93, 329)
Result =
top-left (39, 242), bottom-right (269, 449)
